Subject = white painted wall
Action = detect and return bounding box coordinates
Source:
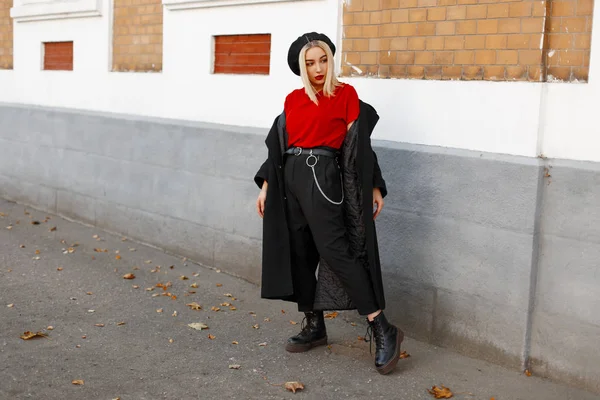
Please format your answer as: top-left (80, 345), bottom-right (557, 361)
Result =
top-left (0, 0), bottom-right (598, 162)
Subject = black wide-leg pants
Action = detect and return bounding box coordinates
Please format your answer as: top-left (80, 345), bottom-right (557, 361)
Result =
top-left (283, 151), bottom-right (379, 316)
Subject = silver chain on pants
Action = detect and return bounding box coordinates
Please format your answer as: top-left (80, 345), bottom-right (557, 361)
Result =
top-left (305, 150), bottom-right (344, 205)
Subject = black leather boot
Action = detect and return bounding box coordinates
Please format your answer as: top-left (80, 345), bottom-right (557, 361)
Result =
top-left (367, 312), bottom-right (404, 375)
top-left (285, 311), bottom-right (327, 353)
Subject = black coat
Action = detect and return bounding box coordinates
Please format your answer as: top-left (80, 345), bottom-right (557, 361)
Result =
top-left (254, 100), bottom-right (388, 311)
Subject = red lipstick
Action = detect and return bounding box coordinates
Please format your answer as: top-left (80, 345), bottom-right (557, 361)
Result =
top-left (315, 75), bottom-right (324, 81)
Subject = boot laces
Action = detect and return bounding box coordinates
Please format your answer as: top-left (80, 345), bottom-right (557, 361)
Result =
top-left (298, 315), bottom-right (315, 337)
top-left (300, 316), bottom-right (309, 334)
top-left (364, 322), bottom-right (385, 355)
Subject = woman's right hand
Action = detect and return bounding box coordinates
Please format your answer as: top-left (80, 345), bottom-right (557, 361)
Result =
top-left (256, 181), bottom-right (268, 218)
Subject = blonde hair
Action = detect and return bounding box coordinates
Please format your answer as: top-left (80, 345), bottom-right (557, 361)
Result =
top-left (298, 40), bottom-right (341, 105)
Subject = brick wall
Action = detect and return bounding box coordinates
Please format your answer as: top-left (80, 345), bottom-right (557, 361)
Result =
top-left (213, 34), bottom-right (271, 75)
top-left (545, 0), bottom-right (593, 81)
top-left (43, 42), bottom-right (74, 71)
top-left (0, 0), bottom-right (12, 69)
top-left (341, 0), bottom-right (594, 82)
top-left (112, 0), bottom-right (162, 72)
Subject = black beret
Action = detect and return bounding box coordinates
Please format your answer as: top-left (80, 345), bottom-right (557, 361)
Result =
top-left (287, 32), bottom-right (336, 76)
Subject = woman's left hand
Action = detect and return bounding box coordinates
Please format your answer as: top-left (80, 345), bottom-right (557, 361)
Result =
top-left (373, 188), bottom-right (384, 220)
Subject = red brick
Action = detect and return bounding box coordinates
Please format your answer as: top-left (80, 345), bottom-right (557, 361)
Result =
top-left (484, 66), bottom-right (506, 80)
top-left (407, 66), bottom-right (425, 79)
top-left (425, 66), bottom-right (443, 79)
top-left (415, 51), bottom-right (434, 64)
top-left (463, 66), bottom-right (484, 80)
top-left (551, 1), bottom-right (575, 17)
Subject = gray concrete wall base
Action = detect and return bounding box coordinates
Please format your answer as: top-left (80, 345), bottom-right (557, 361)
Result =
top-left (1, 103), bottom-right (599, 394)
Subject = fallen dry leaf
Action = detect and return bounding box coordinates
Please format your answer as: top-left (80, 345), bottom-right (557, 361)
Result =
top-left (49, 226), bottom-right (57, 232)
top-left (144, 260), bottom-right (152, 264)
top-left (31, 221), bottom-right (40, 225)
top-left (82, 336), bottom-right (87, 339)
top-left (264, 317), bottom-right (271, 322)
top-left (400, 351), bottom-right (411, 359)
top-left (7, 304), bottom-right (14, 308)
top-left (123, 273), bottom-right (135, 279)
top-left (229, 364), bottom-right (241, 369)
top-left (208, 334), bottom-right (216, 340)
top-left (525, 370), bottom-right (532, 377)
top-left (172, 311), bottom-right (178, 317)
top-left (290, 320), bottom-right (298, 325)
top-left (281, 309), bottom-right (286, 314)
top-left (179, 276), bottom-right (189, 280)
top-left (146, 287), bottom-right (154, 291)
top-left (186, 302), bottom-right (202, 311)
top-left (259, 342), bottom-right (267, 347)
top-left (117, 322), bottom-right (126, 326)
top-left (190, 283), bottom-right (198, 288)
top-left (193, 272), bottom-right (199, 276)
top-left (86, 292), bottom-right (93, 295)
top-left (94, 248), bottom-right (108, 253)
top-left (156, 282), bottom-right (172, 291)
top-left (324, 312), bottom-right (338, 319)
top-left (68, 247), bottom-right (75, 253)
top-left (284, 381), bottom-right (304, 394)
top-left (72, 380), bottom-right (84, 385)
top-left (156, 309), bottom-right (163, 313)
top-left (93, 234), bottom-right (99, 239)
top-left (211, 307), bottom-right (221, 312)
top-left (95, 324), bottom-right (105, 327)
top-left (232, 341), bottom-right (239, 345)
top-left (220, 302), bottom-right (231, 307)
top-left (47, 326), bottom-right (54, 330)
top-left (76, 345), bottom-right (81, 348)
top-left (229, 306), bottom-right (237, 311)
top-left (224, 293), bottom-right (233, 297)
top-left (115, 255), bottom-right (121, 260)
top-left (35, 250), bottom-right (40, 255)
top-left (57, 267), bottom-right (63, 271)
top-left (428, 385), bottom-right (453, 399)
top-left (20, 331), bottom-right (48, 340)
top-left (169, 338), bottom-right (174, 343)
top-left (216, 283), bottom-right (223, 287)
top-left (6, 226), bottom-right (12, 230)
top-left (19, 244), bottom-right (25, 248)
top-left (188, 322), bottom-right (209, 330)
top-left (252, 324), bottom-right (259, 329)
top-left (132, 285), bottom-right (140, 289)
top-left (87, 310), bottom-right (95, 313)
top-left (32, 256), bottom-right (40, 260)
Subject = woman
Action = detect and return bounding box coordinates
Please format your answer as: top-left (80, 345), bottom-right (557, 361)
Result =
top-left (254, 32), bottom-right (403, 375)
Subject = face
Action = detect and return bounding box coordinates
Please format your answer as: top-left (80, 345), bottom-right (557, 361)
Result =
top-left (304, 46), bottom-right (328, 89)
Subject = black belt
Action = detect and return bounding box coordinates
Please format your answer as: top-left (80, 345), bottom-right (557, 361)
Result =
top-left (285, 147), bottom-right (339, 158)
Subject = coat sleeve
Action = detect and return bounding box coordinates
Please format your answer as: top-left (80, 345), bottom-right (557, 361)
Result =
top-left (372, 150), bottom-right (388, 199)
top-left (254, 159), bottom-right (269, 189)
